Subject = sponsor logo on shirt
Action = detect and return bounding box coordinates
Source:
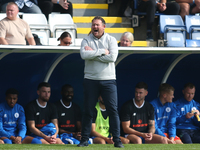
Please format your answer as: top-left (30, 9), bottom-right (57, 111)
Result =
top-left (192, 107), bottom-right (197, 111)
top-left (181, 107), bottom-right (185, 111)
top-left (61, 113), bottom-right (65, 116)
top-left (14, 113), bottom-right (19, 118)
top-left (60, 120), bottom-right (75, 128)
top-left (166, 107), bottom-right (171, 113)
top-left (4, 121), bottom-right (16, 125)
top-left (157, 109), bottom-right (159, 113)
top-left (157, 116), bottom-right (168, 120)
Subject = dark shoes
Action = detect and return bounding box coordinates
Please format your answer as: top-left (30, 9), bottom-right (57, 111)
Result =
top-left (114, 141), bottom-right (124, 148)
top-left (146, 31), bottom-right (154, 41)
top-left (77, 140), bottom-right (89, 147)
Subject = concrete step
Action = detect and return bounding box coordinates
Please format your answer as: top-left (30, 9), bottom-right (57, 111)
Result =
top-left (72, 4), bottom-right (108, 16)
top-left (73, 17), bottom-right (123, 27)
top-left (70, 0), bottom-right (106, 3)
top-left (77, 27), bottom-right (134, 40)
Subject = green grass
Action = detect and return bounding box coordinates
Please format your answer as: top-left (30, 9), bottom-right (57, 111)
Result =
top-left (0, 144), bottom-right (199, 150)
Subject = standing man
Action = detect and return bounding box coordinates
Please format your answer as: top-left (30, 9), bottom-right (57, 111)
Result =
top-left (25, 82), bottom-right (63, 144)
top-left (174, 83), bottom-right (200, 143)
top-left (79, 16), bottom-right (123, 148)
top-left (120, 82), bottom-right (167, 144)
top-left (150, 83), bottom-right (183, 144)
top-left (55, 84), bottom-right (82, 144)
top-left (0, 2), bottom-right (36, 45)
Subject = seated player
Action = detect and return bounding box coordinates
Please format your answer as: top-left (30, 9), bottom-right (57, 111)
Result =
top-left (174, 83), bottom-right (200, 143)
top-left (25, 82), bottom-right (64, 144)
top-left (90, 96), bottom-right (130, 144)
top-left (120, 82), bottom-right (167, 144)
top-left (55, 84), bottom-right (82, 144)
top-left (150, 83), bottom-right (183, 144)
top-left (0, 88), bottom-right (41, 144)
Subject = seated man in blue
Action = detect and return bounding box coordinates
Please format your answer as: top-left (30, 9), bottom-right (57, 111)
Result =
top-left (150, 83), bottom-right (182, 144)
top-left (90, 96), bottom-right (129, 144)
top-left (174, 82), bottom-right (200, 143)
top-left (55, 84), bottom-right (82, 144)
top-left (0, 88), bottom-right (41, 144)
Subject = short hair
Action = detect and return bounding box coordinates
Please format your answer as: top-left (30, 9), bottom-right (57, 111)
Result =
top-left (57, 31), bottom-right (71, 41)
top-left (120, 32), bottom-right (134, 44)
top-left (5, 88), bottom-right (19, 96)
top-left (7, 2), bottom-right (19, 9)
top-left (37, 82), bottom-right (51, 90)
top-left (61, 84), bottom-right (73, 92)
top-left (92, 16), bottom-right (106, 25)
top-left (159, 83), bottom-right (174, 94)
top-left (184, 82), bottom-right (195, 89)
top-left (135, 82), bottom-right (148, 90)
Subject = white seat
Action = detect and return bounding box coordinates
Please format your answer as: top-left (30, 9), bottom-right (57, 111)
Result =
top-left (22, 13), bottom-right (50, 45)
top-left (48, 14), bottom-right (77, 45)
top-left (48, 38), bottom-right (59, 46)
top-left (0, 13), bottom-right (6, 21)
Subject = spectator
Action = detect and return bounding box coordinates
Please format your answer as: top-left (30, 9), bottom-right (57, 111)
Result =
top-left (25, 82), bottom-right (64, 144)
top-left (37, 0), bottom-right (73, 20)
top-left (55, 84), bottom-right (82, 144)
top-left (118, 32), bottom-right (134, 47)
top-left (120, 82), bottom-right (167, 144)
top-left (57, 31), bottom-right (72, 46)
top-left (0, 2), bottom-right (35, 45)
top-left (0, 88), bottom-right (41, 144)
top-left (150, 83), bottom-right (183, 144)
top-left (138, 0), bottom-right (180, 41)
top-left (91, 96), bottom-right (130, 144)
top-left (0, 0), bottom-right (42, 13)
top-left (174, 83), bottom-right (200, 143)
top-left (79, 16), bottom-right (124, 148)
top-left (176, 0), bottom-right (200, 20)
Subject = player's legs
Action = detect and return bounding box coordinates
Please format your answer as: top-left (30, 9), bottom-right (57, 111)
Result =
top-left (100, 80), bottom-right (120, 143)
top-left (145, 134), bottom-right (168, 144)
top-left (127, 134), bottom-right (142, 144)
top-left (1, 137), bottom-right (12, 144)
top-left (120, 136), bottom-right (130, 144)
top-left (22, 136), bottom-right (42, 144)
top-left (40, 139), bottom-right (50, 144)
top-left (56, 138), bottom-right (64, 144)
top-left (93, 137), bottom-right (106, 144)
top-left (176, 129), bottom-right (192, 143)
top-left (178, 3), bottom-right (190, 20)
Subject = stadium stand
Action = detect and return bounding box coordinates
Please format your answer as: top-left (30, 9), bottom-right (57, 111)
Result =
top-left (48, 13), bottom-right (77, 46)
top-left (160, 15), bottom-right (186, 47)
top-left (22, 13), bottom-right (50, 45)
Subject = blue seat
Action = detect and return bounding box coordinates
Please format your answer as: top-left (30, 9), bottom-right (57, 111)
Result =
top-left (186, 39), bottom-right (200, 47)
top-left (160, 15), bottom-right (186, 47)
top-left (185, 15), bottom-right (200, 40)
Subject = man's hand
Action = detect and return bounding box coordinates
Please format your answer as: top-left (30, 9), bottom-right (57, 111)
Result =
top-left (73, 132), bottom-right (81, 141)
top-left (143, 133), bottom-right (152, 141)
top-left (44, 136), bottom-right (56, 144)
top-left (13, 136), bottom-right (22, 144)
top-left (185, 112), bottom-right (194, 119)
top-left (59, 0), bottom-right (69, 10)
top-left (167, 137), bottom-right (175, 144)
top-left (105, 137), bottom-right (114, 144)
top-left (105, 49), bottom-right (109, 55)
top-left (158, 3), bottom-right (167, 12)
top-left (85, 46), bottom-right (93, 51)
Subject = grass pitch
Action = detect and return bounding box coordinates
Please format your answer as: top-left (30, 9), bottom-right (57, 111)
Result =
top-left (0, 144), bottom-right (199, 150)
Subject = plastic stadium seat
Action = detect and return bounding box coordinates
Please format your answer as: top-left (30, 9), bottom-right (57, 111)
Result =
top-left (160, 15), bottom-right (186, 47)
top-left (186, 39), bottom-right (200, 47)
top-left (185, 15), bottom-right (200, 40)
top-left (22, 13), bottom-right (50, 45)
top-left (48, 14), bottom-right (77, 46)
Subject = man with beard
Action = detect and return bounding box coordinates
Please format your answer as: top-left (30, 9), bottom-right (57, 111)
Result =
top-left (25, 82), bottom-right (64, 144)
top-left (55, 84), bottom-right (82, 144)
top-left (120, 82), bottom-right (167, 144)
top-left (79, 16), bottom-right (123, 148)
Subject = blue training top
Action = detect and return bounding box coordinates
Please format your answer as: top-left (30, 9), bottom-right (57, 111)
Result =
top-left (174, 97), bottom-right (200, 130)
top-left (0, 102), bottom-right (26, 139)
top-left (150, 97), bottom-right (176, 138)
